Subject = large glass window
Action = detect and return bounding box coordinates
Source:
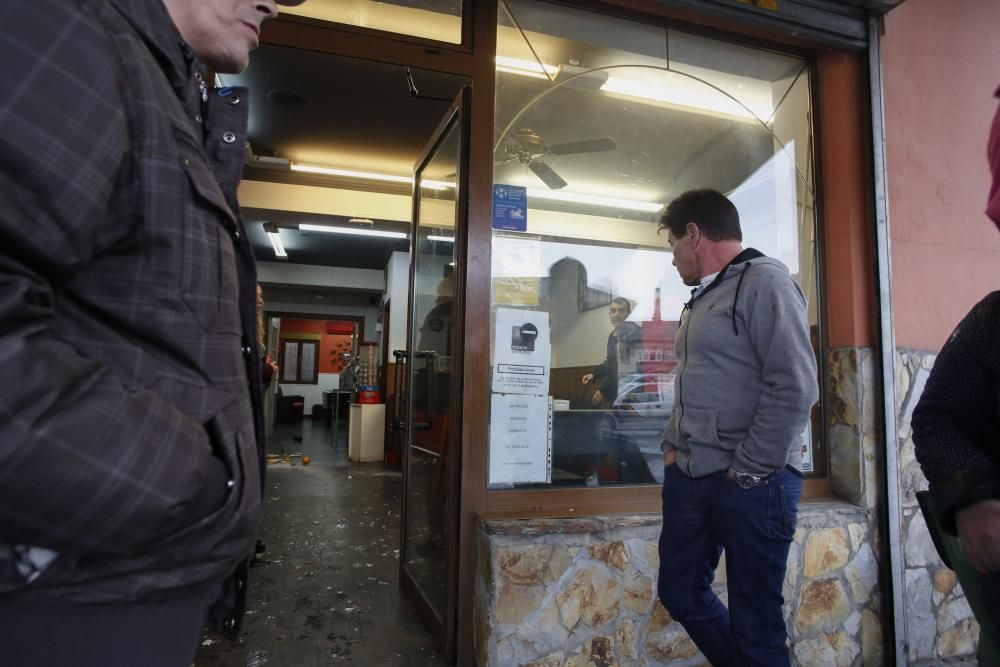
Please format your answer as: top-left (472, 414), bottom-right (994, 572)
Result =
top-left (280, 0), bottom-right (463, 45)
top-left (487, 0), bottom-right (821, 489)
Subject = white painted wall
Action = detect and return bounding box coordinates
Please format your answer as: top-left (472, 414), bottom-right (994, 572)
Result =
top-left (257, 261), bottom-right (383, 292)
top-left (383, 251), bottom-right (411, 355)
top-left (279, 372), bottom-right (339, 414)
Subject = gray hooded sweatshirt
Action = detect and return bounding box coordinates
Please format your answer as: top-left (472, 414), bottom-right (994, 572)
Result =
top-left (663, 249), bottom-right (819, 478)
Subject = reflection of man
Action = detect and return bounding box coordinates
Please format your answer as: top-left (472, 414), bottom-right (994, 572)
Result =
top-left (656, 189), bottom-right (818, 667)
top-left (581, 297), bottom-right (641, 408)
top-left (0, 1), bottom-right (293, 664)
top-left (418, 269), bottom-right (454, 354)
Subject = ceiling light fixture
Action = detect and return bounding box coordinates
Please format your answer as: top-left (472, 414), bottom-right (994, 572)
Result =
top-left (299, 223), bottom-right (408, 239)
top-left (290, 163), bottom-right (412, 184)
top-left (427, 235), bottom-right (455, 243)
top-left (600, 74), bottom-right (772, 121)
top-left (289, 163), bottom-right (448, 191)
top-left (266, 229), bottom-right (288, 258)
top-left (495, 55), bottom-right (560, 80)
top-left (526, 188), bottom-right (662, 213)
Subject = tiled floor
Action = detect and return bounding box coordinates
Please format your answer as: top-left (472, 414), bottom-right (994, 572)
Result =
top-left (194, 420), bottom-right (447, 666)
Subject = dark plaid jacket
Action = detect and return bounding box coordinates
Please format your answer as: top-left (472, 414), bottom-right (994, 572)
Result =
top-left (0, 0), bottom-right (265, 637)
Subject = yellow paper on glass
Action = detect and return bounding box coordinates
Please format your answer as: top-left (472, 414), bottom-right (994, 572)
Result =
top-left (494, 277), bottom-right (540, 306)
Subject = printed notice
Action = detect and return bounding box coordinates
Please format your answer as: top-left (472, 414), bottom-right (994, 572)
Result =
top-left (488, 393), bottom-right (551, 486)
top-left (492, 307), bottom-right (550, 395)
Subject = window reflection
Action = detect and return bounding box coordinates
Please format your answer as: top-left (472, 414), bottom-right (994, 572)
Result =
top-left (488, 0), bottom-right (821, 488)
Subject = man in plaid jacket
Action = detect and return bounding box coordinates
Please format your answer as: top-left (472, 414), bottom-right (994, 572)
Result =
top-left (0, 1), bottom-right (302, 663)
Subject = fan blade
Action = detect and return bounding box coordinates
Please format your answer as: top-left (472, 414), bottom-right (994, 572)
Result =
top-left (548, 137), bottom-right (617, 156)
top-left (529, 160), bottom-right (568, 190)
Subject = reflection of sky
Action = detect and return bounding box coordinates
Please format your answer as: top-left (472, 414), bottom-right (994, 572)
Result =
top-left (730, 141), bottom-right (801, 276)
top-left (493, 140), bottom-right (808, 322)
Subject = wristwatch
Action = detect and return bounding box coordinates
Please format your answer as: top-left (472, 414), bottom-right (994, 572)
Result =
top-left (727, 467), bottom-right (768, 489)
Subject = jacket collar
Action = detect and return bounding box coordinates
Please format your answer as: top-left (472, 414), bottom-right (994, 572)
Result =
top-left (106, 0), bottom-right (203, 97)
top-left (701, 247), bottom-right (765, 297)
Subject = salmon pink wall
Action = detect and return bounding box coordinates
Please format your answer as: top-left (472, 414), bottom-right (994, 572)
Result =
top-left (882, 0), bottom-right (1000, 351)
top-left (278, 318), bottom-right (354, 374)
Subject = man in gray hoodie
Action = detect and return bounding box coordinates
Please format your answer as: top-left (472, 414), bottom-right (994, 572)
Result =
top-left (656, 189), bottom-right (818, 667)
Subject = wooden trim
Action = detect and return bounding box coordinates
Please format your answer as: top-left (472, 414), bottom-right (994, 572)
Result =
top-left (261, 15), bottom-right (473, 77)
top-left (456, 2), bottom-right (498, 664)
top-left (446, 87), bottom-right (473, 664)
top-left (802, 478), bottom-right (832, 501)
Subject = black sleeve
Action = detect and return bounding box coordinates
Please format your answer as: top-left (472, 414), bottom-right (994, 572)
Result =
top-left (912, 292), bottom-right (1000, 534)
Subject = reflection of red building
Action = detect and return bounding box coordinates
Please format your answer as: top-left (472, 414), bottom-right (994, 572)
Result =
top-left (638, 288), bottom-right (678, 374)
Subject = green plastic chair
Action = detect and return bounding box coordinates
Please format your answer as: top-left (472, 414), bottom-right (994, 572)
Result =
top-left (917, 490), bottom-right (1000, 666)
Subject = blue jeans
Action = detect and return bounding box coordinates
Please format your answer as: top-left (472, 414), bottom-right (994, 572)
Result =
top-left (657, 464), bottom-right (802, 667)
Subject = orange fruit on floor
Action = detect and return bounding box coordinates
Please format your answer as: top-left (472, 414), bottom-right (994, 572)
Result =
top-left (302, 455), bottom-right (311, 466)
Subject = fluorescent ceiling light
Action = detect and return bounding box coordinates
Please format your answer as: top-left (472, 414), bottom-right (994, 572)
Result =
top-left (299, 224), bottom-right (407, 239)
top-left (526, 188), bottom-right (662, 213)
top-left (291, 163), bottom-right (412, 184)
top-left (427, 235), bottom-right (454, 242)
top-left (267, 230), bottom-right (287, 258)
top-left (290, 163), bottom-right (448, 191)
top-left (495, 55), bottom-right (559, 80)
top-left (600, 74), bottom-right (772, 121)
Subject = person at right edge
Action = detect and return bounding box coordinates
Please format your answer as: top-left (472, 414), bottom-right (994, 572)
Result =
top-left (656, 189), bottom-right (819, 666)
top-left (912, 85), bottom-right (1000, 629)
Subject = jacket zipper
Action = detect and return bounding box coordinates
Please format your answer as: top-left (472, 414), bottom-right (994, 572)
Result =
top-left (677, 300), bottom-right (692, 449)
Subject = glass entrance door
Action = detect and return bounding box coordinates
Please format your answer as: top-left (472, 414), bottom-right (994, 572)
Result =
top-left (400, 87), bottom-right (469, 661)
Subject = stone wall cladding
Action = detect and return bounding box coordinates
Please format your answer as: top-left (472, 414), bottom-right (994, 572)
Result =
top-left (477, 505), bottom-right (881, 666)
top-left (896, 349), bottom-right (979, 662)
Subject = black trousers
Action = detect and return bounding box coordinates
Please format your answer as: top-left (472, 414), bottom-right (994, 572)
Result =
top-left (0, 591), bottom-right (209, 667)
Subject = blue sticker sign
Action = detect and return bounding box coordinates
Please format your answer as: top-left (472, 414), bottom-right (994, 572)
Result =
top-left (492, 184), bottom-right (527, 232)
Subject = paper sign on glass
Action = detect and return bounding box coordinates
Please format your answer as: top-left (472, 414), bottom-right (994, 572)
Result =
top-left (492, 308), bottom-right (550, 395)
top-left (488, 393), bottom-right (552, 485)
top-left (492, 234), bottom-right (541, 306)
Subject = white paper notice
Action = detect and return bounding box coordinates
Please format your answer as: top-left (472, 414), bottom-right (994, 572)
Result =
top-left (488, 394), bottom-right (551, 486)
top-left (492, 307), bottom-right (550, 395)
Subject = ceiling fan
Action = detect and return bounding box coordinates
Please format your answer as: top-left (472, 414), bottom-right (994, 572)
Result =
top-left (497, 128), bottom-right (617, 190)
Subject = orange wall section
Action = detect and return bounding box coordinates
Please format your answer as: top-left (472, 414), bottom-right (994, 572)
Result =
top-left (278, 318), bottom-right (354, 375)
top-left (881, 0), bottom-right (1000, 352)
top-left (818, 51), bottom-right (877, 350)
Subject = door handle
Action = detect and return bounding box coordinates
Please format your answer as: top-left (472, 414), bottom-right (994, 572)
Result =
top-left (391, 350), bottom-right (408, 431)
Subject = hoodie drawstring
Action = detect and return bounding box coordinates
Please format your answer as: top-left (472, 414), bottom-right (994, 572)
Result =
top-left (732, 262), bottom-right (751, 335)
